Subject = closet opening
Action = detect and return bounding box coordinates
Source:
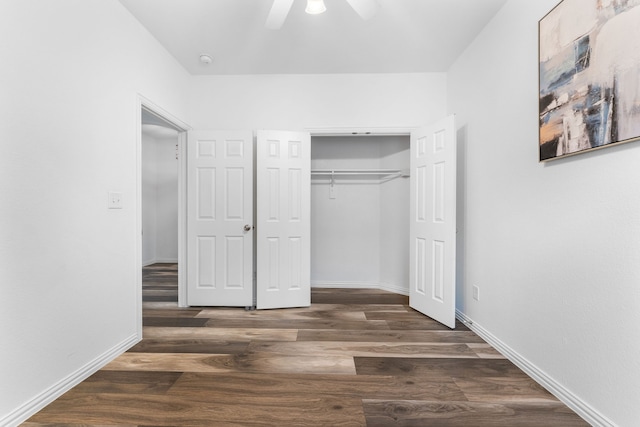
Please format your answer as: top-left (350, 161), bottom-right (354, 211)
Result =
top-left (310, 134), bottom-right (411, 296)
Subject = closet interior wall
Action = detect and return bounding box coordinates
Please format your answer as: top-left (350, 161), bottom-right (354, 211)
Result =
top-left (310, 135), bottom-right (410, 294)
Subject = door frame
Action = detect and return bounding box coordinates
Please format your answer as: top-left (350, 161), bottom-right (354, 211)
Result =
top-left (136, 95), bottom-right (191, 340)
top-left (306, 126), bottom-right (415, 137)
top-left (307, 126), bottom-right (414, 297)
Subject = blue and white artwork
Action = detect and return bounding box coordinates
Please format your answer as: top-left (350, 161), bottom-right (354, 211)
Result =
top-left (539, 0), bottom-right (640, 161)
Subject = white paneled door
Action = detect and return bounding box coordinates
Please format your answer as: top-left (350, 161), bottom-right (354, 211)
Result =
top-left (186, 130), bottom-right (254, 307)
top-left (256, 130), bottom-right (311, 309)
top-left (409, 115), bottom-right (457, 328)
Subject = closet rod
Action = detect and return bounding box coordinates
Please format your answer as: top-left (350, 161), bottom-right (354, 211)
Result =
top-left (310, 169), bottom-right (403, 176)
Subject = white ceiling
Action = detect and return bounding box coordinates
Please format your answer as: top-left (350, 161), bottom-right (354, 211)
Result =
top-left (142, 124), bottom-right (179, 139)
top-left (141, 109), bottom-right (180, 138)
top-left (119, 0), bottom-right (507, 75)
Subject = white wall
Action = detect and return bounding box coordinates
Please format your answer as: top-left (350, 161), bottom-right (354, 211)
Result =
top-left (142, 131), bottom-right (179, 266)
top-left (311, 137), bottom-right (380, 287)
top-left (142, 133), bottom-right (158, 265)
top-left (188, 73), bottom-right (447, 130)
top-left (379, 138), bottom-right (410, 292)
top-left (0, 1), bottom-right (190, 424)
top-left (448, 1), bottom-right (640, 426)
top-left (155, 136), bottom-right (179, 262)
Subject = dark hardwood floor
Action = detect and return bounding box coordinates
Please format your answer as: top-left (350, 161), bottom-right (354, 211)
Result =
top-left (24, 263), bottom-right (588, 426)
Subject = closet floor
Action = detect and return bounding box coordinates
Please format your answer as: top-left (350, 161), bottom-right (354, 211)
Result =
top-left (24, 263), bottom-right (588, 426)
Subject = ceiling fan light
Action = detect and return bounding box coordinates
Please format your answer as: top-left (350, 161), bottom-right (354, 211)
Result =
top-left (305, 0), bottom-right (326, 15)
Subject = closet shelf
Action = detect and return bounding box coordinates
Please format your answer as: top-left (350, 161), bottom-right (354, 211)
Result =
top-left (311, 169), bottom-right (408, 177)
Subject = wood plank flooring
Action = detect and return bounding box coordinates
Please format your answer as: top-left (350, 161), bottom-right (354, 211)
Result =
top-left (24, 263), bottom-right (588, 426)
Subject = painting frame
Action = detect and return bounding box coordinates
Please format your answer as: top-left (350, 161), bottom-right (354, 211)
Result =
top-left (538, 0), bottom-right (640, 162)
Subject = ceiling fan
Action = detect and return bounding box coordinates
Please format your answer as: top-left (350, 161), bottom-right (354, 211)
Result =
top-left (266, 0), bottom-right (380, 30)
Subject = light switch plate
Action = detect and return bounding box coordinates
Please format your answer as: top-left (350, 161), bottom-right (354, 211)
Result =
top-left (108, 191), bottom-right (123, 209)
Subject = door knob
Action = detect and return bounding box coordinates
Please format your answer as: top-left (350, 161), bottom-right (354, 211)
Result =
top-left (244, 224), bottom-right (253, 232)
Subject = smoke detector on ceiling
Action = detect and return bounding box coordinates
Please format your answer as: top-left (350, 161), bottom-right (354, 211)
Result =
top-left (199, 54), bottom-right (213, 64)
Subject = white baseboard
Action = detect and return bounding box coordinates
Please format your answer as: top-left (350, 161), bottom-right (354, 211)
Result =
top-left (311, 281), bottom-right (409, 296)
top-left (455, 310), bottom-right (615, 427)
top-left (378, 282), bottom-right (409, 296)
top-left (1, 333), bottom-right (140, 427)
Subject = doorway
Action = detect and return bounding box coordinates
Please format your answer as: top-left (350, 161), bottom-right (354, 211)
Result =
top-left (141, 115), bottom-right (179, 268)
top-left (136, 99), bottom-right (190, 339)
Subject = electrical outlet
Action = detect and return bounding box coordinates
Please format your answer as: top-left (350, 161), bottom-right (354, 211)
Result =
top-left (108, 191), bottom-right (123, 209)
top-left (472, 285), bottom-right (480, 301)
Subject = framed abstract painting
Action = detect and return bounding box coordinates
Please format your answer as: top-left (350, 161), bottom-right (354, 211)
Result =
top-left (539, 0), bottom-right (640, 161)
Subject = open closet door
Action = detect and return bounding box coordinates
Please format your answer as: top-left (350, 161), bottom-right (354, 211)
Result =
top-left (186, 130), bottom-right (254, 307)
top-left (409, 115), bottom-right (457, 328)
top-left (256, 130), bottom-right (311, 309)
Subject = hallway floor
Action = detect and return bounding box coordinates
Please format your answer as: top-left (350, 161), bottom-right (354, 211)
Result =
top-left (24, 263), bottom-right (588, 426)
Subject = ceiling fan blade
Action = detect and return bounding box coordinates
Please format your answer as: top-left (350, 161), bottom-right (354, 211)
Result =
top-left (265, 0), bottom-right (295, 30)
top-left (345, 0), bottom-right (380, 20)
